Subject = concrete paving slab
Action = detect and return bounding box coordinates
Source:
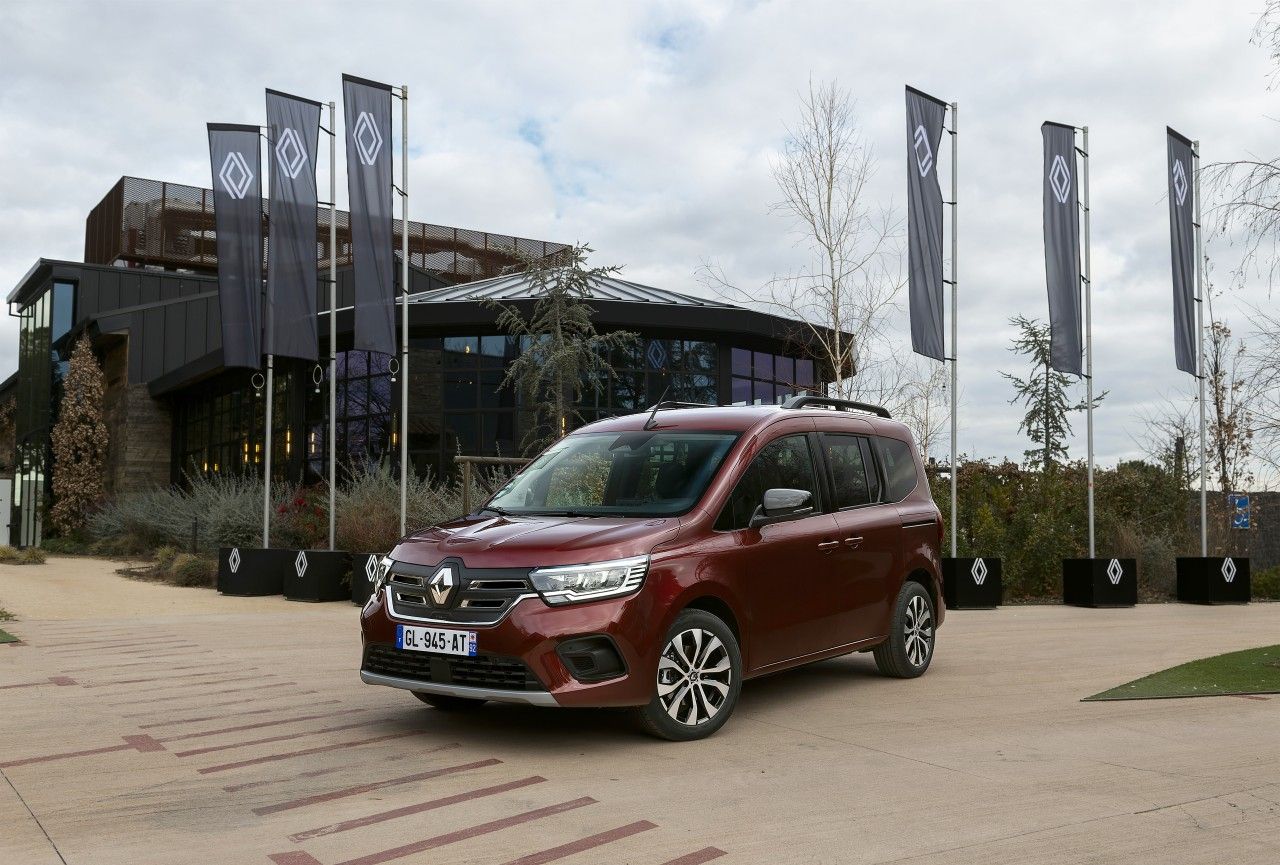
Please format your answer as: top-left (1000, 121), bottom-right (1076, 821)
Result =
top-left (1, 557), bottom-right (1278, 864)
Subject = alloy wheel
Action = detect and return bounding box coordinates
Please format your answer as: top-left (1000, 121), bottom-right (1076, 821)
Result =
top-left (657, 627), bottom-right (732, 726)
top-left (904, 594), bottom-right (933, 667)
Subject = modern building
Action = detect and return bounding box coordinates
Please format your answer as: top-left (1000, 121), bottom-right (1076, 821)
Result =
top-left (4, 176), bottom-right (836, 547)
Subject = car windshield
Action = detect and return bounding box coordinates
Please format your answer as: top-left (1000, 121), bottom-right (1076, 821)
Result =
top-left (485, 431), bottom-right (739, 518)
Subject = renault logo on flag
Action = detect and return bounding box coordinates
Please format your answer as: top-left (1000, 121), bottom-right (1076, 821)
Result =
top-left (1049, 154), bottom-right (1072, 205)
top-left (218, 151), bottom-right (254, 200)
top-left (428, 566), bottom-right (456, 607)
top-left (275, 127), bottom-right (308, 179)
top-left (912, 124), bottom-right (933, 177)
top-left (1172, 158), bottom-right (1188, 207)
top-left (353, 111), bottom-right (383, 166)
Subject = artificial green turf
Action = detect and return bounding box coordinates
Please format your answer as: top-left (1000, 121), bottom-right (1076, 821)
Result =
top-left (0, 629), bottom-right (16, 644)
top-left (1086, 645), bottom-right (1280, 701)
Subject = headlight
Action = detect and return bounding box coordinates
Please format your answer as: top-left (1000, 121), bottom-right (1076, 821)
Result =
top-left (529, 555), bottom-right (649, 606)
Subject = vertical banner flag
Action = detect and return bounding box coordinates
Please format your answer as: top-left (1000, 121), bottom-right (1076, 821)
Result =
top-left (342, 74), bottom-right (395, 357)
top-left (905, 86), bottom-right (947, 361)
top-left (1042, 122), bottom-right (1083, 376)
top-left (1167, 128), bottom-right (1196, 374)
top-left (265, 90), bottom-right (322, 361)
top-left (208, 123), bottom-right (263, 369)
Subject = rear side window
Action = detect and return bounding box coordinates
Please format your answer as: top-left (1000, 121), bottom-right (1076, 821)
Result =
top-left (716, 435), bottom-right (818, 530)
top-left (822, 434), bottom-right (874, 509)
top-left (876, 437), bottom-right (919, 503)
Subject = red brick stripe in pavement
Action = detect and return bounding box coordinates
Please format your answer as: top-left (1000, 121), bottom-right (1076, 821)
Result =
top-left (254, 755), bottom-right (496, 815)
top-left (269, 796), bottom-right (596, 865)
top-left (140, 700), bottom-right (343, 730)
top-left (0, 676), bottom-right (77, 689)
top-left (197, 729), bottom-right (437, 774)
top-left (497, 820), bottom-right (657, 865)
top-left (288, 776), bottom-right (546, 841)
top-left (0, 734), bottom-right (165, 769)
top-left (659, 848), bottom-right (730, 865)
top-left (173, 717), bottom-right (387, 758)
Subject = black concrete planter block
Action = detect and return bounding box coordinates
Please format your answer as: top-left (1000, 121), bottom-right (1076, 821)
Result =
top-left (217, 547), bottom-right (289, 596)
top-left (1176, 557), bottom-right (1250, 605)
top-left (351, 553), bottom-right (382, 605)
top-left (943, 557), bottom-right (1002, 609)
top-left (1062, 558), bottom-right (1137, 607)
top-left (284, 550), bottom-right (351, 603)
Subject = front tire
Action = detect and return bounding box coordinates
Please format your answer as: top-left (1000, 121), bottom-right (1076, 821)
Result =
top-left (873, 581), bottom-right (935, 678)
top-left (635, 609), bottom-right (742, 741)
top-left (412, 691), bottom-right (487, 711)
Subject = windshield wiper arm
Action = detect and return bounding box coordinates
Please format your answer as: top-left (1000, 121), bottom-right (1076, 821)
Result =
top-left (477, 505), bottom-right (511, 516)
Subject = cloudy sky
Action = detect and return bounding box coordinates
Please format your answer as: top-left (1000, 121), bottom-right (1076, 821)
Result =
top-left (1, 0), bottom-right (1276, 478)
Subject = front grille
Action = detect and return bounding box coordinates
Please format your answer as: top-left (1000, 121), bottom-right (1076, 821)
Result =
top-left (386, 561), bottom-right (534, 625)
top-left (363, 644), bottom-right (545, 692)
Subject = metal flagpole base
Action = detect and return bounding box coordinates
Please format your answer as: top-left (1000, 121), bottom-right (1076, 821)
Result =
top-left (1175, 557), bottom-right (1250, 604)
top-left (942, 557), bottom-right (1002, 609)
top-left (1062, 558), bottom-right (1136, 607)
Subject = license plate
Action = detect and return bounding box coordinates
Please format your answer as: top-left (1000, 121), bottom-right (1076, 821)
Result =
top-left (396, 624), bottom-right (477, 657)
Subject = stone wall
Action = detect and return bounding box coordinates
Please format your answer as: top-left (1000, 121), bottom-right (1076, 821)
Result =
top-left (101, 337), bottom-right (172, 495)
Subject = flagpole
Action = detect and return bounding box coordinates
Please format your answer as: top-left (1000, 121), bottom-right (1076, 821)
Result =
top-left (1193, 139), bottom-right (1207, 557)
top-left (260, 126), bottom-right (274, 549)
top-left (328, 101), bottom-right (338, 552)
top-left (1080, 125), bottom-right (1095, 559)
top-left (948, 102), bottom-right (958, 559)
top-left (398, 84), bottom-right (410, 538)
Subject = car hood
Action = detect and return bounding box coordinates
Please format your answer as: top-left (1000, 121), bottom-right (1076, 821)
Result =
top-left (391, 513), bottom-right (682, 569)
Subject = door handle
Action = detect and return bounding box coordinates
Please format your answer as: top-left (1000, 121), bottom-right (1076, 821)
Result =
top-left (817, 540), bottom-right (840, 552)
top-left (843, 536), bottom-right (864, 549)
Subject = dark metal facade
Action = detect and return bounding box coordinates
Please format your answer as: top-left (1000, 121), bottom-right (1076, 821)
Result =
top-left (84, 176), bottom-right (572, 282)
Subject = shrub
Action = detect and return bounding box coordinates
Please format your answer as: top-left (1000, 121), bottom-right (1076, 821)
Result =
top-left (166, 554), bottom-right (217, 588)
top-left (153, 545), bottom-right (182, 570)
top-left (41, 534), bottom-right (92, 555)
top-left (1255, 565), bottom-right (1280, 600)
top-left (0, 546), bottom-right (46, 565)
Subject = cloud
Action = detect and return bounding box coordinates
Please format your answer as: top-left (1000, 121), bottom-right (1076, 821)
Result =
top-left (0, 0), bottom-right (1275, 482)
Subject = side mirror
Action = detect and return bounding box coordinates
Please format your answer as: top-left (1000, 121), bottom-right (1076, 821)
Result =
top-left (749, 488), bottom-right (814, 528)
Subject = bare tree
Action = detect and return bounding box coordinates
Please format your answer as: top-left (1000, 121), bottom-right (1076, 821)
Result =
top-left (896, 360), bottom-right (948, 460)
top-left (1133, 395), bottom-right (1198, 490)
top-left (698, 79), bottom-right (915, 408)
top-left (1247, 304), bottom-right (1280, 485)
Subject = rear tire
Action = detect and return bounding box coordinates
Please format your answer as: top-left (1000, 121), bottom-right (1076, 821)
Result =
top-left (873, 581), bottom-right (935, 679)
top-left (634, 609), bottom-right (742, 741)
top-left (412, 691), bottom-right (487, 711)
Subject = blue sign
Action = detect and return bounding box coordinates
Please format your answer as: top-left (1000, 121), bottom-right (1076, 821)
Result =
top-left (1229, 493), bottom-right (1251, 530)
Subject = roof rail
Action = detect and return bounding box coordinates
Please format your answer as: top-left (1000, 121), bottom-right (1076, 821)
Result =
top-left (780, 395), bottom-right (891, 419)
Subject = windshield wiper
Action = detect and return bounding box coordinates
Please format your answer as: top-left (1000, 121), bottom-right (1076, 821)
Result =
top-left (477, 505), bottom-right (511, 517)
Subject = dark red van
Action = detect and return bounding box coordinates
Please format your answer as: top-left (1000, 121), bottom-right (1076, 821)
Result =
top-left (360, 396), bottom-right (944, 740)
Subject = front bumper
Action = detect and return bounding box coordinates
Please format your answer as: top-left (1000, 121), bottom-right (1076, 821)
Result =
top-left (359, 669), bottom-right (558, 706)
top-left (359, 586), bottom-right (660, 708)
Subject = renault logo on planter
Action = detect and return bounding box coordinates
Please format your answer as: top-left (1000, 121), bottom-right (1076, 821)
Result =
top-left (1107, 558), bottom-right (1124, 586)
top-left (428, 566), bottom-right (456, 607)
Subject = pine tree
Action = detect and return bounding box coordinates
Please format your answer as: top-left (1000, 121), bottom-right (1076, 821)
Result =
top-left (1000, 315), bottom-right (1104, 472)
top-left (486, 245), bottom-right (639, 454)
top-left (50, 334), bottom-right (108, 534)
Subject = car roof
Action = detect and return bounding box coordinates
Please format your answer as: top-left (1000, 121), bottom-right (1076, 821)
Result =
top-left (574, 404), bottom-right (915, 441)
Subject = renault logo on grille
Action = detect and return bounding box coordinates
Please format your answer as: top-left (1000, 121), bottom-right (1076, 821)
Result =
top-left (428, 566), bottom-right (456, 607)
